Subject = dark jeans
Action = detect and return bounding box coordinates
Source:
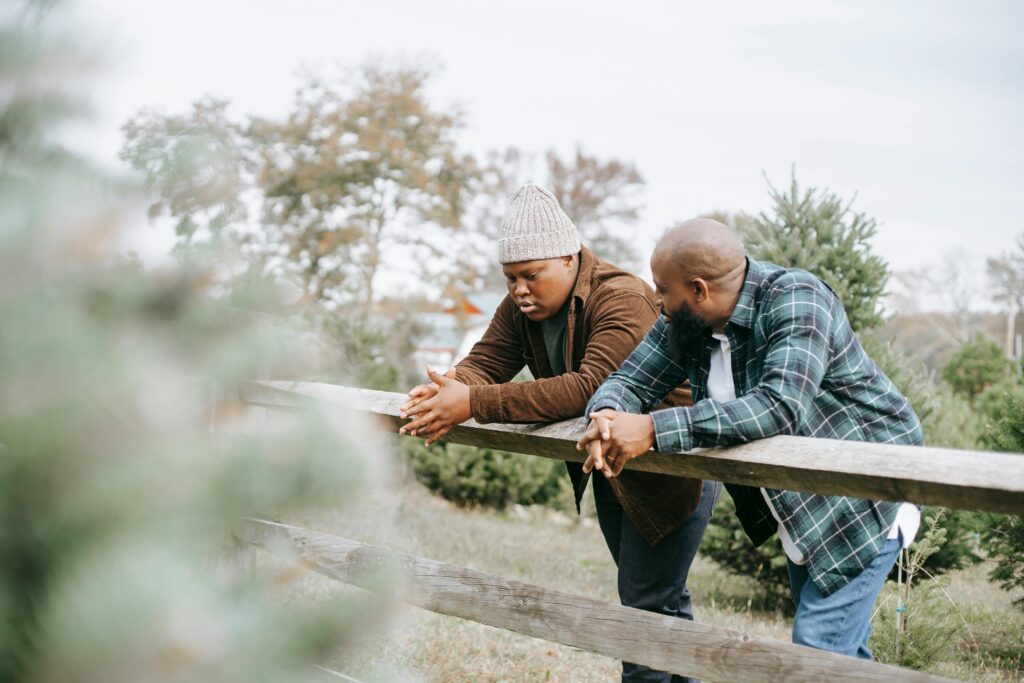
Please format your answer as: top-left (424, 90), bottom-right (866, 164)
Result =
top-left (594, 476), bottom-right (722, 683)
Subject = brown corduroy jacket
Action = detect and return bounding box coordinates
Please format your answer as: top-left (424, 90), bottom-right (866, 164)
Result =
top-left (454, 246), bottom-right (703, 546)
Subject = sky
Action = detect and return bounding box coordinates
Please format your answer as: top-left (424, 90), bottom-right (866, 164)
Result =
top-left (68, 0), bottom-right (1024, 301)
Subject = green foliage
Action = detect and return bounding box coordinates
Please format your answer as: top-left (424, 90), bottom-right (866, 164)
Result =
top-left (863, 334), bottom-right (982, 451)
top-left (976, 375), bottom-right (1024, 452)
top-left (983, 515), bottom-right (1024, 609)
top-left (403, 439), bottom-right (572, 511)
top-left (872, 511), bottom-right (965, 670)
top-left (699, 492), bottom-right (794, 612)
top-left (1, 4), bottom-right (398, 679)
top-left (742, 171), bottom-right (889, 331)
top-left (974, 377), bottom-right (1024, 609)
top-left (942, 336), bottom-right (1014, 401)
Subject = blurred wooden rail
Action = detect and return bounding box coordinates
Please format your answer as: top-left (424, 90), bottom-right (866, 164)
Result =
top-left (237, 518), bottom-right (949, 683)
top-left (241, 380), bottom-right (1024, 515)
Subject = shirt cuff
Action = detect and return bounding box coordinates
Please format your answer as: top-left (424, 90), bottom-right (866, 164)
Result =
top-left (468, 384), bottom-right (503, 423)
top-left (651, 407), bottom-right (694, 453)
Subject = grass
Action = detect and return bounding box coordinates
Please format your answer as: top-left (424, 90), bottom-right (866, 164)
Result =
top-left (269, 481), bottom-right (1022, 682)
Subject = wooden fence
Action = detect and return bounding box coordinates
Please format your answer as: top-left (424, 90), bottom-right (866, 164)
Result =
top-left (238, 379), bottom-right (1024, 682)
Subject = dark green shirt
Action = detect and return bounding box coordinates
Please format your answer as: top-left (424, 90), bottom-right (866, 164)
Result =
top-left (540, 301), bottom-right (570, 376)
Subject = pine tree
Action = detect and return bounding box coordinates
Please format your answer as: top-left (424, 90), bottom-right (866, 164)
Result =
top-left (742, 170), bottom-right (889, 331)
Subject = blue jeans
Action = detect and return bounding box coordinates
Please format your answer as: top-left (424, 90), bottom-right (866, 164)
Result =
top-left (787, 535), bottom-right (902, 659)
top-left (594, 477), bottom-right (722, 683)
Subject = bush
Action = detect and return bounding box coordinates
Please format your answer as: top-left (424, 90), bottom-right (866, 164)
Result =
top-left (942, 337), bottom-right (1014, 401)
top-left (871, 511), bottom-right (966, 669)
top-left (403, 439), bottom-right (572, 511)
top-left (974, 377), bottom-right (1024, 608)
top-left (976, 375), bottom-right (1024, 453)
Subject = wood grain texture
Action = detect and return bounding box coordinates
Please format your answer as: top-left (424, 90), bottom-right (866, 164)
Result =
top-left (237, 519), bottom-right (952, 683)
top-left (241, 380), bottom-right (1024, 514)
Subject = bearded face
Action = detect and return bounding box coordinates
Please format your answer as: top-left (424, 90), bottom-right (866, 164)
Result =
top-left (664, 299), bottom-right (711, 361)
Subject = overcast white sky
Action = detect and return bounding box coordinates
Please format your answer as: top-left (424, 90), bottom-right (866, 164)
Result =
top-left (71, 0), bottom-right (1023, 297)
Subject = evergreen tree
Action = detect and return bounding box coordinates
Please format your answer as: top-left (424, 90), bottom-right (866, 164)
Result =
top-left (942, 336), bottom-right (1014, 401)
top-left (741, 171), bottom-right (889, 331)
top-left (2, 3), bottom-right (399, 680)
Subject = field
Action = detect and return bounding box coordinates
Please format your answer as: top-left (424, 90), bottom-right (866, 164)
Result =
top-left (274, 482), bottom-right (1024, 683)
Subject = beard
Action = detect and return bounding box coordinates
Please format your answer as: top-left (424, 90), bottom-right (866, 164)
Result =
top-left (664, 301), bottom-right (711, 361)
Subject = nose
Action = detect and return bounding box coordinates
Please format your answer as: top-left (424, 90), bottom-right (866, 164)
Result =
top-left (514, 280), bottom-right (529, 298)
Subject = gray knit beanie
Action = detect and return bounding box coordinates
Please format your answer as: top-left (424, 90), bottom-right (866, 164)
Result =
top-left (498, 184), bottom-right (581, 264)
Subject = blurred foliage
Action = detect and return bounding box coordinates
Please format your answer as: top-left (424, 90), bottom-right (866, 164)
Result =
top-left (942, 336), bottom-right (1015, 401)
top-left (1, 3), bottom-right (399, 680)
top-left (403, 439), bottom-right (572, 512)
top-left (122, 63), bottom-right (477, 310)
top-left (741, 170), bottom-right (889, 332)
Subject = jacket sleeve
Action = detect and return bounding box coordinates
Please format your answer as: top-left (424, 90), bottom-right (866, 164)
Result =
top-left (468, 290), bottom-right (660, 423)
top-left (453, 294), bottom-right (527, 387)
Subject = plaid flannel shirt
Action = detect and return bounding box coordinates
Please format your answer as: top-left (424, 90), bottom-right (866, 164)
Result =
top-left (587, 257), bottom-right (924, 595)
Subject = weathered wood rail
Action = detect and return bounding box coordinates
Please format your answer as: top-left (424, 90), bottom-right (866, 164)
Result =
top-left (241, 380), bottom-right (1024, 514)
top-left (237, 379), bottom-right (1024, 682)
top-left (238, 518), bottom-right (947, 683)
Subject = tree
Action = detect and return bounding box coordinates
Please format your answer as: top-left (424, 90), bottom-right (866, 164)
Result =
top-left (742, 171), bottom-right (889, 331)
top-left (121, 98), bottom-right (255, 255)
top-left (546, 146), bottom-right (645, 269)
top-left (975, 378), bottom-right (1024, 608)
top-left (987, 234), bottom-right (1024, 359)
top-left (252, 64), bottom-right (476, 309)
top-left (3, 3), bottom-right (397, 680)
top-left (121, 64), bottom-right (476, 310)
top-left (942, 336), bottom-right (1014, 400)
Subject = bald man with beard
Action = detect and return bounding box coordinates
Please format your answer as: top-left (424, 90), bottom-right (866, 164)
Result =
top-left (578, 219), bottom-right (924, 664)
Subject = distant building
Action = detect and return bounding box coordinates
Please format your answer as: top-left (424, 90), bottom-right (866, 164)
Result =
top-left (411, 290), bottom-right (506, 371)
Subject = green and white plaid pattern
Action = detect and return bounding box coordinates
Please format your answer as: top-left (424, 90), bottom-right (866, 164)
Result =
top-left (588, 258), bottom-right (923, 595)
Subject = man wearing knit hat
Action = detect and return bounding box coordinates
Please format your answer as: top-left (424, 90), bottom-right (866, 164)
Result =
top-left (400, 184), bottom-right (720, 683)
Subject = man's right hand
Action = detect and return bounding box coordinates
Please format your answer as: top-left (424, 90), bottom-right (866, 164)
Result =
top-left (400, 366), bottom-right (457, 415)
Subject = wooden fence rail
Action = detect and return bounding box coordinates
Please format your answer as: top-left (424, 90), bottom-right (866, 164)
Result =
top-left (238, 518), bottom-right (950, 683)
top-left (236, 379), bottom-right (1024, 682)
top-left (241, 380), bottom-right (1024, 515)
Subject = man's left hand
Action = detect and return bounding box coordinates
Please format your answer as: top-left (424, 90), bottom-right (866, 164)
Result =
top-left (576, 409), bottom-right (656, 477)
top-left (399, 367), bottom-right (472, 446)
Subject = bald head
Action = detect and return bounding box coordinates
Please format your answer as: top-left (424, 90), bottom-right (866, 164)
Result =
top-left (654, 218), bottom-right (745, 282)
top-left (650, 218), bottom-right (747, 331)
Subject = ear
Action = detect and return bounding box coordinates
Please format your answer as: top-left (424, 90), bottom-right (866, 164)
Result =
top-left (562, 254), bottom-right (575, 269)
top-left (692, 277), bottom-right (711, 303)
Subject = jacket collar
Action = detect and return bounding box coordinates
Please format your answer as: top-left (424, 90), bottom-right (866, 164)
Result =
top-left (569, 245), bottom-right (598, 307)
top-left (726, 257), bottom-right (766, 330)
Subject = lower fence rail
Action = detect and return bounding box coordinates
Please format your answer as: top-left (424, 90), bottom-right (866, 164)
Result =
top-left (236, 518), bottom-right (953, 683)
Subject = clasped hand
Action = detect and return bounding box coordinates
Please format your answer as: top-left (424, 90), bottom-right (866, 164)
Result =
top-left (399, 366), bottom-right (471, 446)
top-left (576, 409), bottom-right (656, 478)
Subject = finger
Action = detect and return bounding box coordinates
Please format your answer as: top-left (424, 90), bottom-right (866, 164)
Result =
top-left (426, 366), bottom-right (450, 386)
top-left (445, 367), bottom-right (457, 379)
top-left (576, 423), bottom-right (602, 450)
top-left (400, 411), bottom-right (435, 435)
top-left (407, 384), bottom-right (431, 398)
top-left (425, 424), bottom-right (452, 447)
top-left (584, 439), bottom-right (604, 474)
top-left (594, 415), bottom-right (611, 440)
